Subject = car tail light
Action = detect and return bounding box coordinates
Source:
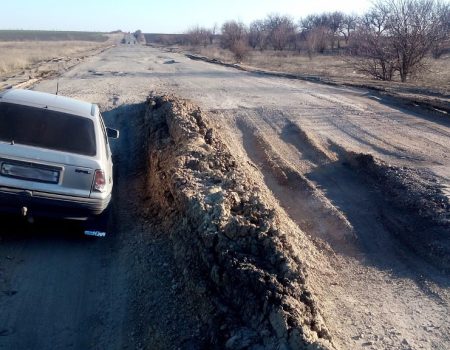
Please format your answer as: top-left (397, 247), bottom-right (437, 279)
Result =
top-left (93, 170), bottom-right (106, 192)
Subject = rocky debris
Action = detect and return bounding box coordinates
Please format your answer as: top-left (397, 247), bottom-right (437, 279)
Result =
top-left (344, 152), bottom-right (450, 271)
top-left (142, 94), bottom-right (334, 349)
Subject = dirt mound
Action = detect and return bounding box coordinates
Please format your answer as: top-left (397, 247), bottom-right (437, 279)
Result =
top-left (142, 94), bottom-right (334, 349)
top-left (344, 152), bottom-right (450, 271)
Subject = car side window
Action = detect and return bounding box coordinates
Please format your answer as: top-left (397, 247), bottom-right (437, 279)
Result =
top-left (99, 114), bottom-right (110, 159)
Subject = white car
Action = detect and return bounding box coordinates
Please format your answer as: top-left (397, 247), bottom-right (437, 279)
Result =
top-left (0, 89), bottom-right (119, 233)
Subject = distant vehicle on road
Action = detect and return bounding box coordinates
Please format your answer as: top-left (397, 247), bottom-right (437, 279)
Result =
top-left (0, 89), bottom-right (119, 234)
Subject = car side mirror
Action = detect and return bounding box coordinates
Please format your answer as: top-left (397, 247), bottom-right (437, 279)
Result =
top-left (106, 127), bottom-right (119, 139)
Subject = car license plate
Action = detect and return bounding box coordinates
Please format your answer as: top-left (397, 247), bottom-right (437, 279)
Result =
top-left (1, 162), bottom-right (60, 184)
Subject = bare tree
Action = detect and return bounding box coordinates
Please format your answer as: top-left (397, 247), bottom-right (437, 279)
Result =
top-left (350, 22), bottom-right (396, 79)
top-left (230, 39), bottom-right (250, 62)
top-left (249, 20), bottom-right (268, 50)
top-left (186, 26), bottom-right (211, 47)
top-left (340, 14), bottom-right (358, 44)
top-left (221, 20), bottom-right (248, 49)
top-left (305, 26), bottom-right (329, 56)
top-left (351, 0), bottom-right (449, 82)
top-left (264, 14), bottom-right (297, 50)
top-left (431, 8), bottom-right (450, 58)
top-left (328, 12), bottom-right (345, 49)
top-left (221, 21), bottom-right (250, 61)
top-left (301, 14), bottom-right (329, 31)
top-left (301, 13), bottom-right (344, 50)
top-left (349, 4), bottom-right (396, 80)
top-left (209, 23), bottom-right (218, 45)
top-left (384, 0), bottom-right (449, 81)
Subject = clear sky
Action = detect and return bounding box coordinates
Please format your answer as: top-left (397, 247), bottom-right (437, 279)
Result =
top-left (1, 0), bottom-right (373, 33)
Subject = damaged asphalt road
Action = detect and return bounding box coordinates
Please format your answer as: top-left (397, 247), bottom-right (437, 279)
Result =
top-left (0, 43), bottom-right (449, 349)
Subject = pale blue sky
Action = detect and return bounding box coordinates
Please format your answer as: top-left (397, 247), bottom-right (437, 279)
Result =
top-left (1, 0), bottom-right (372, 33)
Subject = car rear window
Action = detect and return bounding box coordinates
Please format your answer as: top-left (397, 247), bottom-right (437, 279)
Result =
top-left (0, 102), bottom-right (96, 156)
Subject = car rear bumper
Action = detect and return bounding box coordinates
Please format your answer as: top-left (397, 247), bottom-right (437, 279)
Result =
top-left (0, 186), bottom-right (111, 219)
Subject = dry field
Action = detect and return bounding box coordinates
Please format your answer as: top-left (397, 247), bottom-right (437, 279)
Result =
top-left (0, 32), bottom-right (123, 90)
top-left (0, 41), bottom-right (106, 75)
top-left (0, 30), bottom-right (108, 42)
top-left (190, 45), bottom-right (450, 105)
top-left (0, 32), bottom-right (121, 78)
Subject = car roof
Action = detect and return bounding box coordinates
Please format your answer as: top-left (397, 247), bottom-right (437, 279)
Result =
top-left (0, 89), bottom-right (98, 119)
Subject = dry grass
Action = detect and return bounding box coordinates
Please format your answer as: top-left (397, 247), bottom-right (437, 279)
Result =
top-left (0, 30), bottom-right (108, 42)
top-left (193, 46), bottom-right (450, 97)
top-left (0, 33), bottom-right (120, 76)
top-left (0, 41), bottom-right (97, 74)
top-left (194, 46), bottom-right (235, 62)
top-left (249, 51), bottom-right (359, 78)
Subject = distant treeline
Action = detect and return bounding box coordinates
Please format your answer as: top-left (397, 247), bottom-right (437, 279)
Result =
top-left (0, 30), bottom-right (109, 42)
top-left (177, 0), bottom-right (449, 82)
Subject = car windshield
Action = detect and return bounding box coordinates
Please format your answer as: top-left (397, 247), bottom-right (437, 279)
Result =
top-left (0, 102), bottom-right (96, 156)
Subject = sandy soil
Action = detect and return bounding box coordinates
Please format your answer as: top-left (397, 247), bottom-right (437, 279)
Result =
top-left (0, 43), bottom-right (448, 349)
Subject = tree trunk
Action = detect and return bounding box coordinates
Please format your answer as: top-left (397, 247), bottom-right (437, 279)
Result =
top-left (400, 58), bottom-right (408, 82)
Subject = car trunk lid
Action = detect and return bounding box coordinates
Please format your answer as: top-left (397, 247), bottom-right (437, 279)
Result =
top-left (0, 143), bottom-right (98, 198)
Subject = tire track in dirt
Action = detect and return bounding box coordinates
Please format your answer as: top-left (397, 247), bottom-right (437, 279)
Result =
top-left (233, 112), bottom-right (356, 255)
top-left (211, 106), bottom-right (450, 349)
